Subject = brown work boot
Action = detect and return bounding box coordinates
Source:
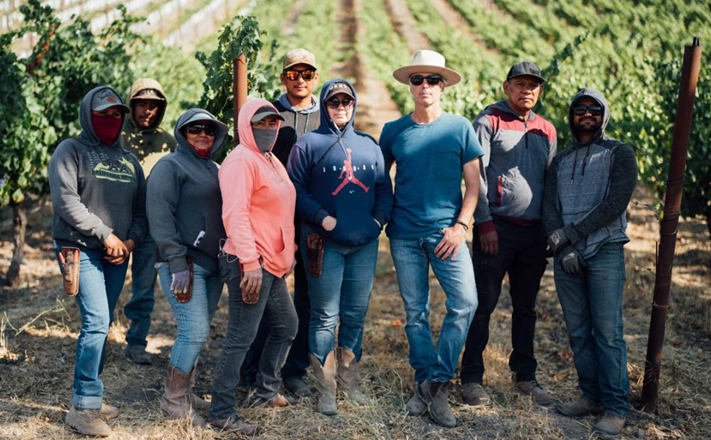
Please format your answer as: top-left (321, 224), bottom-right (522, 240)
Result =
top-left (247, 393), bottom-right (295, 408)
top-left (65, 407), bottom-right (111, 437)
top-left (336, 347), bottom-right (368, 405)
top-left (284, 377), bottom-right (313, 398)
top-left (418, 380), bottom-right (456, 428)
top-left (310, 351), bottom-right (338, 416)
top-left (405, 387), bottom-right (427, 416)
top-left (516, 379), bottom-right (552, 405)
top-left (99, 403), bottom-right (120, 421)
top-left (461, 382), bottom-right (490, 406)
top-left (188, 368), bottom-right (211, 412)
top-left (160, 365), bottom-right (205, 426)
top-left (592, 413), bottom-right (625, 438)
top-left (556, 397), bottom-right (605, 418)
top-left (125, 345), bottom-right (152, 365)
top-left (210, 414), bottom-right (257, 435)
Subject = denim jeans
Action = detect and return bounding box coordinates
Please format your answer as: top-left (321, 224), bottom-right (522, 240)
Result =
top-left (55, 245), bottom-right (129, 410)
top-left (390, 230), bottom-right (478, 383)
top-left (554, 242), bottom-right (631, 417)
top-left (301, 226), bottom-right (379, 364)
top-left (124, 234), bottom-right (157, 348)
top-left (461, 219), bottom-right (547, 383)
top-left (158, 262), bottom-right (222, 374)
top-left (210, 268), bottom-right (298, 420)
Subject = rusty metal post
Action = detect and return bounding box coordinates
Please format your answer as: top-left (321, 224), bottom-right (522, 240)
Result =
top-left (232, 53), bottom-right (248, 143)
top-left (640, 37), bottom-right (702, 414)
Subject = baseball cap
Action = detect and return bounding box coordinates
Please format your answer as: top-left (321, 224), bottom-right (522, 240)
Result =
top-left (324, 81), bottom-right (355, 101)
top-left (91, 88), bottom-right (130, 112)
top-left (506, 61), bottom-right (546, 83)
top-left (251, 106), bottom-right (285, 123)
top-left (283, 48), bottom-right (317, 70)
top-left (133, 88), bottom-right (165, 101)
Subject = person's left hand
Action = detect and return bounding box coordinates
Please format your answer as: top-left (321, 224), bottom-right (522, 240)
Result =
top-left (547, 229), bottom-right (570, 254)
top-left (434, 224), bottom-right (466, 260)
top-left (560, 247), bottom-right (586, 276)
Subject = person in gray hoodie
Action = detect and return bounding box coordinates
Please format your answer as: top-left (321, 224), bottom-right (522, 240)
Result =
top-left (146, 108), bottom-right (228, 428)
top-left (543, 88), bottom-right (637, 439)
top-left (49, 86), bottom-right (147, 437)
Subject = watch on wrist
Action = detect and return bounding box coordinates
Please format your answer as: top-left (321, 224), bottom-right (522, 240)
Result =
top-left (456, 220), bottom-right (469, 231)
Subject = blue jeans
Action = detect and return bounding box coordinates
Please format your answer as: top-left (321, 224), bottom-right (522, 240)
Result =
top-left (302, 227), bottom-right (379, 364)
top-left (158, 262), bottom-right (222, 374)
top-left (554, 242), bottom-right (630, 417)
top-left (55, 245), bottom-right (129, 410)
top-left (390, 230), bottom-right (478, 383)
top-left (124, 234), bottom-right (157, 348)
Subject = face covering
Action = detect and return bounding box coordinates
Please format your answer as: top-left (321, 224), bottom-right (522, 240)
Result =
top-left (190, 144), bottom-right (211, 159)
top-left (92, 113), bottom-right (123, 145)
top-left (253, 128), bottom-right (278, 153)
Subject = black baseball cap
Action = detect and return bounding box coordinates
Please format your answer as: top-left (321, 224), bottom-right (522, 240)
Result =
top-left (507, 61), bottom-right (546, 83)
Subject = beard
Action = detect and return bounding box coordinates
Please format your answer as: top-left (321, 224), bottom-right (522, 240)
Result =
top-left (574, 119), bottom-right (601, 134)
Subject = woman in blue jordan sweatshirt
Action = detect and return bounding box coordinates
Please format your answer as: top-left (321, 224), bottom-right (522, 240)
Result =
top-left (287, 79), bottom-right (393, 416)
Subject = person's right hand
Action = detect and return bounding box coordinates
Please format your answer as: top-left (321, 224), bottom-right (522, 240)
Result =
top-left (322, 216), bottom-right (337, 231)
top-left (240, 268), bottom-right (263, 300)
top-left (479, 230), bottom-right (499, 256)
top-left (103, 233), bottom-right (128, 258)
top-left (171, 270), bottom-right (191, 294)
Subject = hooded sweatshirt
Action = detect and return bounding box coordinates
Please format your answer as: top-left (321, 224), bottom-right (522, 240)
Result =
top-left (49, 86), bottom-right (147, 250)
top-left (146, 108), bottom-right (229, 274)
top-left (542, 88), bottom-right (638, 259)
top-left (120, 79), bottom-right (177, 176)
top-left (472, 100), bottom-right (557, 234)
top-left (271, 93), bottom-right (321, 166)
top-left (220, 99), bottom-right (297, 277)
top-left (287, 79), bottom-right (393, 247)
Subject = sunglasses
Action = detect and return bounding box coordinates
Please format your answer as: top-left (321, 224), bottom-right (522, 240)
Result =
top-left (283, 69), bottom-right (317, 81)
top-left (325, 97), bottom-right (355, 109)
top-left (573, 105), bottom-right (603, 117)
top-left (186, 123), bottom-right (216, 136)
top-left (409, 74), bottom-right (443, 86)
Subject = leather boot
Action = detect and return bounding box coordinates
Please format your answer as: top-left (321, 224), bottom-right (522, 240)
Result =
top-left (188, 368), bottom-right (211, 412)
top-left (309, 352), bottom-right (337, 416)
top-left (418, 380), bottom-right (456, 428)
top-left (160, 365), bottom-right (206, 426)
top-left (336, 347), bottom-right (368, 405)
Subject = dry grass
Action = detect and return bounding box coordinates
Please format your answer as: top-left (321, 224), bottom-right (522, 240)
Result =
top-left (1, 187), bottom-right (710, 439)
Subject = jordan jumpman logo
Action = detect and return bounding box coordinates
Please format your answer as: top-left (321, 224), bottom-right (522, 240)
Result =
top-left (332, 148), bottom-right (369, 195)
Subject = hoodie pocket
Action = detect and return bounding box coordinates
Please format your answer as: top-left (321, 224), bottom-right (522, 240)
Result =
top-left (326, 209), bottom-right (381, 247)
top-left (276, 225), bottom-right (296, 256)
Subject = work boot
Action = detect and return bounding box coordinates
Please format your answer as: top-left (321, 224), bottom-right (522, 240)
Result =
top-left (188, 368), bottom-right (211, 412)
top-left (418, 380), bottom-right (456, 428)
top-left (284, 377), bottom-right (313, 398)
top-left (556, 397), bottom-right (605, 418)
top-left (247, 393), bottom-right (295, 408)
top-left (125, 345), bottom-right (152, 365)
top-left (461, 382), bottom-right (490, 406)
top-left (210, 414), bottom-right (257, 435)
top-left (405, 387), bottom-right (427, 416)
top-left (160, 365), bottom-right (205, 426)
top-left (99, 403), bottom-right (120, 421)
top-left (592, 413), bottom-right (625, 438)
top-left (310, 352), bottom-right (338, 416)
top-left (65, 407), bottom-right (111, 437)
top-left (516, 379), bottom-right (552, 405)
top-left (336, 347), bottom-right (368, 405)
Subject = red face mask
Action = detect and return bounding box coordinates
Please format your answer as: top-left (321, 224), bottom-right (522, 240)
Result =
top-left (92, 113), bottom-right (123, 145)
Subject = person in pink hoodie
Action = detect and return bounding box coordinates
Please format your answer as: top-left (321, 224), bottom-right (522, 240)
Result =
top-left (208, 99), bottom-right (298, 433)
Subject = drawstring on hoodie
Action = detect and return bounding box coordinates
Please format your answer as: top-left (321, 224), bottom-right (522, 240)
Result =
top-left (292, 112), bottom-right (313, 145)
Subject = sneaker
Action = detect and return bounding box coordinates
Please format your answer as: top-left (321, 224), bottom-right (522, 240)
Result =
top-left (516, 380), bottom-right (552, 405)
top-left (99, 403), bottom-right (120, 421)
top-left (592, 413), bottom-right (625, 438)
top-left (418, 380), bottom-right (456, 428)
top-left (65, 407), bottom-right (111, 437)
top-left (461, 382), bottom-right (490, 406)
top-left (125, 345), bottom-right (152, 365)
top-left (405, 389), bottom-right (427, 416)
top-left (284, 377), bottom-right (313, 398)
top-left (556, 397), bottom-right (605, 418)
top-left (210, 414), bottom-right (257, 435)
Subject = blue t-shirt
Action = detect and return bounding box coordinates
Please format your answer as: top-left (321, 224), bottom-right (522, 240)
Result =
top-left (380, 112), bottom-right (484, 239)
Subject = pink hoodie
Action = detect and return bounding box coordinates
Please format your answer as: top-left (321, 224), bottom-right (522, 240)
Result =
top-left (219, 99), bottom-right (296, 277)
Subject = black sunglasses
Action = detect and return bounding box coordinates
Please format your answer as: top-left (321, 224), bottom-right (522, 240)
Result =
top-left (283, 69), bottom-right (317, 81)
top-left (573, 105), bottom-right (603, 117)
top-left (325, 97), bottom-right (355, 109)
top-left (409, 74), bottom-right (443, 86)
top-left (186, 123), bottom-right (216, 136)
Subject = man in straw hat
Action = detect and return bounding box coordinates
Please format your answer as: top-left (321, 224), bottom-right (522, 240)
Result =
top-left (379, 50), bottom-right (484, 428)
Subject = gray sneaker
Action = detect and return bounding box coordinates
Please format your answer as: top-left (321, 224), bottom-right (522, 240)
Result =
top-left (405, 389), bottom-right (427, 416)
top-left (461, 382), bottom-right (490, 406)
top-left (125, 345), bottom-right (152, 365)
top-left (516, 380), bottom-right (552, 405)
top-left (65, 407), bottom-right (111, 437)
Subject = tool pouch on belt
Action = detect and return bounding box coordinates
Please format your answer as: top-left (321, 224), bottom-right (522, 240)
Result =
top-left (58, 247), bottom-right (80, 297)
top-left (174, 257), bottom-right (194, 303)
top-left (307, 233), bottom-right (325, 278)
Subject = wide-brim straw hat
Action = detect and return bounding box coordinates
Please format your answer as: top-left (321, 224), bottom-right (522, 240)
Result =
top-left (393, 50), bottom-right (462, 86)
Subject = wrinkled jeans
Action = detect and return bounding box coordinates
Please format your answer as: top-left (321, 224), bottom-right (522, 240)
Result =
top-left (390, 230), bottom-right (478, 383)
top-left (55, 245), bottom-right (128, 410)
top-left (554, 242), bottom-right (631, 417)
top-left (124, 234), bottom-right (157, 348)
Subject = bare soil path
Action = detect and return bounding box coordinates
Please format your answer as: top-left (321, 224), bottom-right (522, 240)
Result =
top-left (429, 0), bottom-right (501, 56)
top-left (384, 0), bottom-right (432, 53)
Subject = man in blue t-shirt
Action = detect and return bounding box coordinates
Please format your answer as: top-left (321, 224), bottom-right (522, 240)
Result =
top-left (380, 50), bottom-right (484, 429)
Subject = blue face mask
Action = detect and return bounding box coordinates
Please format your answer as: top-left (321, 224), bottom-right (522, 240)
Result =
top-left (252, 128), bottom-right (278, 153)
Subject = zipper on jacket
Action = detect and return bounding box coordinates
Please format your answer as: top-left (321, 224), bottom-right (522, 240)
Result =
top-left (524, 119), bottom-right (529, 149)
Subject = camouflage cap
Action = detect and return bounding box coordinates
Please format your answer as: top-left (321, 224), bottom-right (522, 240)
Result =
top-left (283, 48), bottom-right (317, 71)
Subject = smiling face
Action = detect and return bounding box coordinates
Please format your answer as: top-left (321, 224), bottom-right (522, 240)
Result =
top-left (184, 120), bottom-right (215, 151)
top-left (132, 99), bottom-right (160, 129)
top-left (504, 75), bottom-right (542, 117)
top-left (409, 71), bottom-right (444, 108)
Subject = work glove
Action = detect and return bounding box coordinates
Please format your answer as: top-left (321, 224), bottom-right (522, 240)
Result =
top-left (560, 247), bottom-right (587, 276)
top-left (547, 228), bottom-right (571, 254)
top-left (171, 270), bottom-right (191, 294)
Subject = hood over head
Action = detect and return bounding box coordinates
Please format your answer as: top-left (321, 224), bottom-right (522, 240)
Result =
top-left (238, 99), bottom-right (283, 153)
top-left (569, 87), bottom-right (610, 147)
top-left (128, 78), bottom-right (168, 132)
top-left (316, 78), bottom-right (358, 136)
top-left (174, 108), bottom-right (229, 159)
top-left (78, 86), bottom-right (129, 147)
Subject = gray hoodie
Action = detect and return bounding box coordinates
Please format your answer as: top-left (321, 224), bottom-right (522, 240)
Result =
top-left (542, 88), bottom-right (638, 259)
top-left (146, 109), bottom-right (229, 274)
top-left (49, 86), bottom-right (147, 250)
